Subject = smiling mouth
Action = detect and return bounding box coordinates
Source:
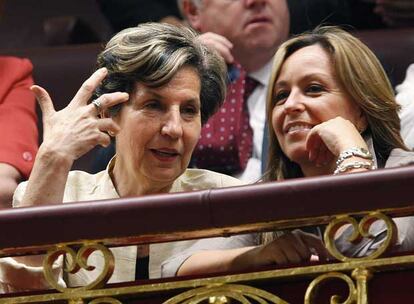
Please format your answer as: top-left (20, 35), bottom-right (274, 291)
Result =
top-left (285, 124), bottom-right (313, 134)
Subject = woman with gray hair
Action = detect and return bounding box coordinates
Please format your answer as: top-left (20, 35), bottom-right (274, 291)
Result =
top-left (0, 22), bottom-right (244, 291)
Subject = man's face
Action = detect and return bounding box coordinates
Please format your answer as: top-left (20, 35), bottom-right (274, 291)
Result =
top-left (191, 0), bottom-right (290, 56)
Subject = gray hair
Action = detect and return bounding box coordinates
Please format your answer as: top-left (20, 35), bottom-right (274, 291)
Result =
top-left (94, 22), bottom-right (227, 124)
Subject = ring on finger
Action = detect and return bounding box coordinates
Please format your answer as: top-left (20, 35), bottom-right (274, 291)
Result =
top-left (92, 99), bottom-right (102, 113)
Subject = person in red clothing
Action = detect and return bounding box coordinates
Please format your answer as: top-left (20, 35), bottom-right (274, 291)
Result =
top-left (0, 57), bottom-right (38, 208)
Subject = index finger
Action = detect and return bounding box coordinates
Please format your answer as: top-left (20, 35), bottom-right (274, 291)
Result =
top-left (305, 127), bottom-right (324, 162)
top-left (71, 67), bottom-right (108, 107)
top-left (198, 32), bottom-right (233, 50)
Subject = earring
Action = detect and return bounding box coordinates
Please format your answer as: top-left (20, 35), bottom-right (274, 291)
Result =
top-left (108, 130), bottom-right (115, 137)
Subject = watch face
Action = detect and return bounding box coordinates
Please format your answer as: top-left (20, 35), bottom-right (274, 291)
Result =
top-left (359, 147), bottom-right (371, 156)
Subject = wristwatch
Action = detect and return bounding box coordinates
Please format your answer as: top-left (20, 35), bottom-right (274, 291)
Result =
top-left (336, 147), bottom-right (372, 167)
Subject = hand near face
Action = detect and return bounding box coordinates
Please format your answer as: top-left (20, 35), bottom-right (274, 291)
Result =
top-left (252, 230), bottom-right (329, 266)
top-left (196, 32), bottom-right (234, 64)
top-left (374, 0), bottom-right (414, 27)
top-left (31, 68), bottom-right (129, 162)
top-left (305, 117), bottom-right (368, 166)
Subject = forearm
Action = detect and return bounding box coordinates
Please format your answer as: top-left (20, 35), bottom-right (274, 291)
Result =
top-left (0, 163), bottom-right (21, 208)
top-left (0, 255), bottom-right (63, 293)
top-left (19, 144), bottom-right (73, 207)
top-left (177, 231), bottom-right (327, 276)
top-left (177, 246), bottom-right (260, 276)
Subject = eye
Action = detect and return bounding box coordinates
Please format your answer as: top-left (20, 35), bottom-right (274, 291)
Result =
top-left (181, 105), bottom-right (200, 118)
top-left (274, 90), bottom-right (289, 105)
top-left (306, 84), bottom-right (324, 94)
top-left (143, 100), bottom-right (162, 110)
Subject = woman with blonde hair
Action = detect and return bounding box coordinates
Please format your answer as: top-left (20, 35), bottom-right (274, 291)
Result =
top-left (265, 26), bottom-right (409, 182)
top-left (166, 26), bottom-right (414, 277)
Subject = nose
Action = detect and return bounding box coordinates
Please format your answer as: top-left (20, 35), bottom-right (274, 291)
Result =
top-left (283, 89), bottom-right (305, 114)
top-left (161, 109), bottom-right (183, 139)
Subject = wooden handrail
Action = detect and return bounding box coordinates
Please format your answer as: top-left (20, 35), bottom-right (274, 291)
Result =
top-left (1, 165), bottom-right (414, 257)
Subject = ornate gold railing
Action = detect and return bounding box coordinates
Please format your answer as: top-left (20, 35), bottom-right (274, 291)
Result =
top-left (1, 166), bottom-right (414, 303)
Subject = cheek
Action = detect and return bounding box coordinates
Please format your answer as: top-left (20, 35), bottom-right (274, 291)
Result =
top-left (126, 121), bottom-right (155, 149)
top-left (187, 124), bottom-right (202, 149)
top-left (315, 96), bottom-right (358, 122)
top-left (271, 108), bottom-right (283, 139)
top-left (182, 121), bottom-right (201, 153)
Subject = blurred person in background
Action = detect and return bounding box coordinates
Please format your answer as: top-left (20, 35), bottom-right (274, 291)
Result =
top-left (396, 63), bottom-right (414, 149)
top-left (179, 0), bottom-right (290, 182)
top-left (0, 57), bottom-right (37, 208)
top-left (0, 0), bottom-right (37, 209)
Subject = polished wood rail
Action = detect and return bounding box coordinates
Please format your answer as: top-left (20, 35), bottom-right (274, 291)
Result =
top-left (1, 165), bottom-right (414, 303)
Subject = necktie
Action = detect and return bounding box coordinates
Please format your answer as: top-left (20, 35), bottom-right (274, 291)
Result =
top-left (192, 64), bottom-right (259, 175)
top-left (239, 76), bottom-right (259, 169)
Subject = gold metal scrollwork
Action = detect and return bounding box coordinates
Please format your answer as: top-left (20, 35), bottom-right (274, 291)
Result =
top-left (304, 272), bottom-right (357, 304)
top-left (351, 268), bottom-right (372, 304)
top-left (164, 284), bottom-right (289, 304)
top-left (88, 297), bottom-right (122, 304)
top-left (43, 243), bottom-right (115, 293)
top-left (324, 212), bottom-right (397, 262)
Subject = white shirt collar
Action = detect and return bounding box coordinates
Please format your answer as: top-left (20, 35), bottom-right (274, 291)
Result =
top-left (248, 59), bottom-right (273, 86)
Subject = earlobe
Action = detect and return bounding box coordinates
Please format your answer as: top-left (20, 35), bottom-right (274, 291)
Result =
top-left (183, 0), bottom-right (202, 31)
top-left (357, 112), bottom-right (368, 133)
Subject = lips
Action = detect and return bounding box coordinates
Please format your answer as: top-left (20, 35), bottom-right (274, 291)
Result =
top-left (246, 16), bottom-right (272, 27)
top-left (150, 148), bottom-right (180, 159)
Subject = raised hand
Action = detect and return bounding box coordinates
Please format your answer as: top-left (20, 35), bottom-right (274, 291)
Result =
top-left (305, 117), bottom-right (368, 167)
top-left (196, 32), bottom-right (234, 64)
top-left (32, 68), bottom-right (129, 162)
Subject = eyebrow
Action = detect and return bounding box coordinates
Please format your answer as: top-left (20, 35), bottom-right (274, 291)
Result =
top-left (275, 72), bottom-right (331, 88)
top-left (141, 89), bottom-right (164, 99)
top-left (142, 88), bottom-right (200, 105)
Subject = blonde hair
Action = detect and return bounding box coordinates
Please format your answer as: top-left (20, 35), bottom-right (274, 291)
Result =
top-left (264, 26), bottom-right (408, 182)
top-left (94, 22), bottom-right (227, 124)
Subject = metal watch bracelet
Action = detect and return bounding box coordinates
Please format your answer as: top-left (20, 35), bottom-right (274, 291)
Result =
top-left (335, 147), bottom-right (373, 167)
